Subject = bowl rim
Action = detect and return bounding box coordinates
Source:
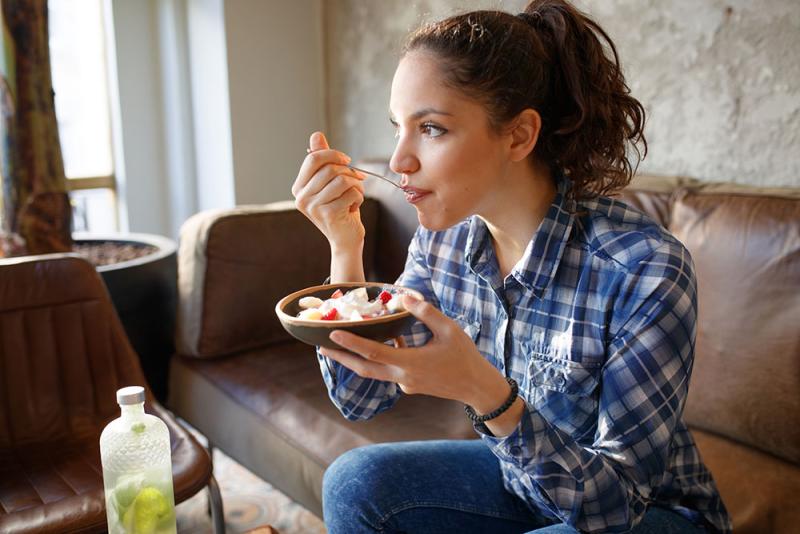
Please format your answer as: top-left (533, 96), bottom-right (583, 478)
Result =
top-left (275, 282), bottom-right (423, 327)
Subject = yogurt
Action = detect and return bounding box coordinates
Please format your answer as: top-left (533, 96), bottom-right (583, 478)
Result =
top-left (297, 287), bottom-right (405, 321)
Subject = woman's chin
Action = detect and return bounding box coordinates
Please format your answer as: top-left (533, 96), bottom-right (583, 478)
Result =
top-left (416, 211), bottom-right (459, 232)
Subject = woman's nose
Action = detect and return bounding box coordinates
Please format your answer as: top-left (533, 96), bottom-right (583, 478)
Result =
top-left (389, 136), bottom-right (420, 177)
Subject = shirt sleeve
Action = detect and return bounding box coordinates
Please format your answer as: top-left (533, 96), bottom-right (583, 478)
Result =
top-left (476, 244), bottom-right (698, 533)
top-left (318, 226), bottom-right (439, 421)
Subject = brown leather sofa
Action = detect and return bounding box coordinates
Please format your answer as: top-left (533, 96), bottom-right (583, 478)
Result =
top-left (0, 254), bottom-right (223, 533)
top-left (169, 161), bottom-right (800, 533)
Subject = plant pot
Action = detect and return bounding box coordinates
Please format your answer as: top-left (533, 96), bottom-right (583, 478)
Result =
top-left (74, 232), bottom-right (177, 402)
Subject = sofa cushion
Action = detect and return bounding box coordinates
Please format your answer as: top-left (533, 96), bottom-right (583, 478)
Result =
top-left (176, 201), bottom-right (379, 358)
top-left (169, 340), bottom-right (476, 516)
top-left (670, 185), bottom-right (800, 464)
top-left (693, 428), bottom-right (800, 534)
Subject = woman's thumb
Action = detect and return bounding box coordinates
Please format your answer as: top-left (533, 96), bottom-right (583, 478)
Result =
top-left (309, 131), bottom-right (329, 152)
top-left (401, 295), bottom-right (442, 331)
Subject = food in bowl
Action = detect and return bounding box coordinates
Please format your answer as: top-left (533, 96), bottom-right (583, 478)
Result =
top-left (275, 282), bottom-right (423, 350)
top-left (296, 287), bottom-right (405, 321)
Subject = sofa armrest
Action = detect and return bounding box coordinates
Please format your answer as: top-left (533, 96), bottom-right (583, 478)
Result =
top-left (176, 200), bottom-right (378, 358)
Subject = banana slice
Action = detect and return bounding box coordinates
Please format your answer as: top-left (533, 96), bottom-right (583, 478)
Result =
top-left (299, 296), bottom-right (324, 309)
top-left (298, 308), bottom-right (323, 320)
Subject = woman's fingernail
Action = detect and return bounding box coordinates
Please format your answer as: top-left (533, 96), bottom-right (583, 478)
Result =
top-left (329, 331), bottom-right (343, 342)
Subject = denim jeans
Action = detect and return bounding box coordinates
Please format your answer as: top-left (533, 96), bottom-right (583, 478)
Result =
top-left (322, 440), bottom-right (707, 534)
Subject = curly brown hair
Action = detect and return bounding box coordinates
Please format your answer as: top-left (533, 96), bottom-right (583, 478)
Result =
top-left (403, 0), bottom-right (647, 201)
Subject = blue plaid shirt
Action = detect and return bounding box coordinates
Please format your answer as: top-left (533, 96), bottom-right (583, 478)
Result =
top-left (318, 180), bottom-right (732, 533)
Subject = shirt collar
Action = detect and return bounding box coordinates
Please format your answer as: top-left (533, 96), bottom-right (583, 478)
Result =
top-left (465, 177), bottom-right (576, 297)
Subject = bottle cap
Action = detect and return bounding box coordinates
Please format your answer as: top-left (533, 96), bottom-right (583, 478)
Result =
top-left (116, 386), bottom-right (145, 405)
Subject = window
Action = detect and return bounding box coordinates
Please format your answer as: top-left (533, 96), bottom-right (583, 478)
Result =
top-left (49, 0), bottom-right (117, 233)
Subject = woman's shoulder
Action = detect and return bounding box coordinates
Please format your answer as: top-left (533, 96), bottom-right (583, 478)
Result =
top-left (573, 195), bottom-right (691, 273)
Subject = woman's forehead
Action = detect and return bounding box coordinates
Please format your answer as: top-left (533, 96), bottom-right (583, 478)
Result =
top-left (389, 52), bottom-right (477, 120)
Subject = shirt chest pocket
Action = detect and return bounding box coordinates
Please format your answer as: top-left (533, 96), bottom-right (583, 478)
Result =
top-left (526, 354), bottom-right (601, 440)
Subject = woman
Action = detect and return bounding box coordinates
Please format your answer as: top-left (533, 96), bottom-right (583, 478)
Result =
top-left (292, 1), bottom-right (731, 532)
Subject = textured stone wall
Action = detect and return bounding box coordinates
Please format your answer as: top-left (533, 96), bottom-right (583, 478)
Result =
top-left (325, 0), bottom-right (800, 187)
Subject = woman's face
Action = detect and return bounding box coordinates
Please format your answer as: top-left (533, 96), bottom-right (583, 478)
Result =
top-left (389, 51), bottom-right (513, 231)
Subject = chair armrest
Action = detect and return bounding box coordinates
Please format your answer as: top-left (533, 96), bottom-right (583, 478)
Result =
top-left (176, 200), bottom-right (377, 358)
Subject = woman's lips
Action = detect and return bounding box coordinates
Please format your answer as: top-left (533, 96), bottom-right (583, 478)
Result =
top-left (403, 186), bottom-right (432, 204)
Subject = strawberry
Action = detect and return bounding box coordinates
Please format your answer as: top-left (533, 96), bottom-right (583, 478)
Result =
top-left (378, 290), bottom-right (392, 304)
top-left (321, 308), bottom-right (338, 321)
top-left (331, 289), bottom-right (344, 299)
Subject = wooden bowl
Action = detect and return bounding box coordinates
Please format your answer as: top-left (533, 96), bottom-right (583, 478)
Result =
top-left (275, 282), bottom-right (422, 350)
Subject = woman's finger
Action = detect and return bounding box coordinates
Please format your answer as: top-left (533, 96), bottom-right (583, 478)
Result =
top-left (293, 149), bottom-right (350, 197)
top-left (300, 165), bottom-right (364, 200)
top-left (328, 187), bottom-right (365, 215)
top-left (309, 131), bottom-right (329, 152)
top-left (401, 296), bottom-right (451, 338)
top-left (320, 346), bottom-right (393, 381)
top-left (303, 185), bottom-right (364, 223)
top-left (329, 330), bottom-right (397, 364)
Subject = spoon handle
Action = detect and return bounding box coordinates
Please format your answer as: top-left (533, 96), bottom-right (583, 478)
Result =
top-left (348, 164), bottom-right (406, 191)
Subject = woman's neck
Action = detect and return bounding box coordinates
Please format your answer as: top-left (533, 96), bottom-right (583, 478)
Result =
top-left (480, 160), bottom-right (557, 278)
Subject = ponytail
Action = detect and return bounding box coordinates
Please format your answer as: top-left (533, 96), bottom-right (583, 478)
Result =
top-left (404, 0), bottom-right (647, 200)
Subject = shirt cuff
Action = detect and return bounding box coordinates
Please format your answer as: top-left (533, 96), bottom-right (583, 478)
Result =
top-left (472, 399), bottom-right (530, 469)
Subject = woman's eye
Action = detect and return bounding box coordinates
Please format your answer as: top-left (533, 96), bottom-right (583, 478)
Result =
top-left (421, 122), bottom-right (447, 138)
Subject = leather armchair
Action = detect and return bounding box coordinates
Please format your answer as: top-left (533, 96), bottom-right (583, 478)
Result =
top-left (0, 254), bottom-right (224, 533)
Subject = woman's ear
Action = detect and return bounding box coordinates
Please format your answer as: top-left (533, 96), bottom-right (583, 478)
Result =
top-left (508, 109), bottom-right (542, 162)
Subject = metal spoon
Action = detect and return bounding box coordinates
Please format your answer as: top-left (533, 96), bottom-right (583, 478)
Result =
top-left (306, 147), bottom-right (406, 192)
top-left (348, 164), bottom-right (407, 192)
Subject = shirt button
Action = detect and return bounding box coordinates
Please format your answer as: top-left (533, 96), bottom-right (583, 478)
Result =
top-left (556, 375), bottom-right (566, 388)
top-left (509, 446), bottom-right (522, 455)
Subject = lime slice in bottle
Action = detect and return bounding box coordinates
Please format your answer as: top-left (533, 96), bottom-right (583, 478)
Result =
top-left (121, 486), bottom-right (174, 534)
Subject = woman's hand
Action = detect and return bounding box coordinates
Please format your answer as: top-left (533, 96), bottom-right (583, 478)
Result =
top-left (320, 296), bottom-right (510, 410)
top-left (292, 132), bottom-right (366, 253)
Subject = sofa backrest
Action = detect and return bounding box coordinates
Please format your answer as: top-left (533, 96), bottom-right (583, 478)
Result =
top-left (667, 184), bottom-right (800, 465)
top-left (615, 174), bottom-right (701, 227)
top-left (176, 201), bottom-right (379, 358)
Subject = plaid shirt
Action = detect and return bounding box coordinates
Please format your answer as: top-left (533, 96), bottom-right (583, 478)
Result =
top-left (318, 179), bottom-right (731, 533)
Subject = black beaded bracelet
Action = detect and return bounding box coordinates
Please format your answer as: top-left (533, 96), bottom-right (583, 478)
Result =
top-left (464, 377), bottom-right (519, 423)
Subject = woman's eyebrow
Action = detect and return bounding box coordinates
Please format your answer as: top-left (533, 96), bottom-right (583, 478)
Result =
top-left (389, 108), bottom-right (454, 122)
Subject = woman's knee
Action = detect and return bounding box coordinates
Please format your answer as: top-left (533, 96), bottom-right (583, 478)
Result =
top-left (325, 444), bottom-right (403, 497)
top-left (324, 447), bottom-right (369, 501)
top-left (323, 444), bottom-right (402, 530)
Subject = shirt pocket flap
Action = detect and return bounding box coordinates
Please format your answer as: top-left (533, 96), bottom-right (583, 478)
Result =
top-left (528, 355), bottom-right (600, 396)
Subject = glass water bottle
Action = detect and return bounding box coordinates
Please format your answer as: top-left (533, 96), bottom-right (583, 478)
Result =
top-left (100, 386), bottom-right (177, 534)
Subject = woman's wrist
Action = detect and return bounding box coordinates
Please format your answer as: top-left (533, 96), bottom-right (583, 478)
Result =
top-left (465, 377), bottom-right (518, 423)
top-left (330, 241), bottom-right (365, 283)
top-left (464, 370), bottom-right (513, 415)
top-left (463, 368), bottom-right (525, 438)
